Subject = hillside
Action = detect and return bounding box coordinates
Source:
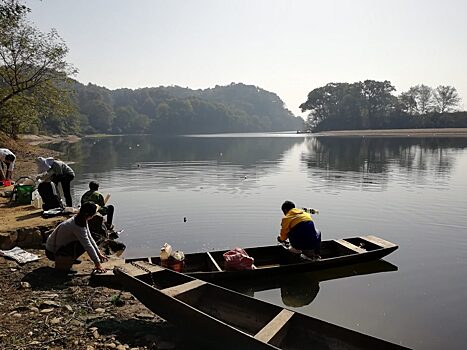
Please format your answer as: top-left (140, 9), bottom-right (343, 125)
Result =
top-left (41, 82), bottom-right (304, 135)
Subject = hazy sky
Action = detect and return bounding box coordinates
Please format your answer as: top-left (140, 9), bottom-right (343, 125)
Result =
top-left (25, 0), bottom-right (467, 116)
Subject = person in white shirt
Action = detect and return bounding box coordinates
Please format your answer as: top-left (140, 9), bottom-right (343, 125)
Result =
top-left (36, 157), bottom-right (75, 206)
top-left (0, 148), bottom-right (16, 180)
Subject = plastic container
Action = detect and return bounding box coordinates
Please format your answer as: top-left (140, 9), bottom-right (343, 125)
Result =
top-left (1, 180), bottom-right (12, 187)
top-left (31, 190), bottom-right (43, 209)
top-left (160, 243), bottom-right (172, 261)
top-left (172, 250), bottom-right (185, 262)
top-left (15, 184), bottom-right (35, 204)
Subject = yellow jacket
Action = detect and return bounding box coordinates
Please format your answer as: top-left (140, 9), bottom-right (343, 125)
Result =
top-left (280, 208), bottom-right (312, 241)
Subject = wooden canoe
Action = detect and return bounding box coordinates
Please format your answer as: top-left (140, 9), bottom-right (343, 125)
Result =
top-left (125, 235), bottom-right (398, 282)
top-left (114, 262), bottom-right (409, 350)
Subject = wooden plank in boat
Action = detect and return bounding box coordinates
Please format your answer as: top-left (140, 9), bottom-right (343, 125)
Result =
top-left (123, 262), bottom-right (164, 277)
top-left (162, 279), bottom-right (206, 297)
top-left (257, 264), bottom-right (280, 269)
top-left (207, 252), bottom-right (222, 272)
top-left (362, 235), bottom-right (397, 248)
top-left (254, 309), bottom-right (294, 343)
top-left (334, 239), bottom-right (366, 254)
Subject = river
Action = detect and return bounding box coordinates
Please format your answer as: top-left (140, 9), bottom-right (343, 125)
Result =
top-left (48, 133), bottom-right (467, 349)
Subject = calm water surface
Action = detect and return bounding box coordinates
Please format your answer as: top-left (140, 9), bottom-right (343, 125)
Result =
top-left (50, 133), bottom-right (467, 349)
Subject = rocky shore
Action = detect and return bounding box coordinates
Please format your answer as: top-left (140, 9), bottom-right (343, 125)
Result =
top-left (0, 134), bottom-right (187, 349)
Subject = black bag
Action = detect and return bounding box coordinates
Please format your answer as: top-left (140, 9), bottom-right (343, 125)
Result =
top-left (38, 181), bottom-right (63, 210)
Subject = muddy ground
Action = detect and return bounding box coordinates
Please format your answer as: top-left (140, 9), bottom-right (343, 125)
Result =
top-left (1, 133), bottom-right (187, 350)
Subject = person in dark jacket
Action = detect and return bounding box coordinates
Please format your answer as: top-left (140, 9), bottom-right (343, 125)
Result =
top-left (277, 200), bottom-right (321, 259)
top-left (36, 157), bottom-right (75, 207)
top-left (81, 181), bottom-right (115, 228)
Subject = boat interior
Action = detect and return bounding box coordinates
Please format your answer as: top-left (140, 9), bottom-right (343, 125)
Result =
top-left (126, 236), bottom-right (386, 273)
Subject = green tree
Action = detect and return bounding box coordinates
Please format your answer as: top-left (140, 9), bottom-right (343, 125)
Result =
top-left (433, 85), bottom-right (461, 113)
top-left (401, 85), bottom-right (433, 115)
top-left (361, 80), bottom-right (396, 128)
top-left (82, 100), bottom-right (114, 132)
top-left (0, 0), bottom-right (76, 136)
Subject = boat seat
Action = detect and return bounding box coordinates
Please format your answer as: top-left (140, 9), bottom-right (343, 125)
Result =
top-left (207, 252), bottom-right (223, 272)
top-left (334, 239), bottom-right (366, 254)
top-left (361, 235), bottom-right (397, 248)
top-left (254, 309), bottom-right (294, 343)
top-left (162, 279), bottom-right (206, 297)
top-left (121, 261), bottom-right (164, 277)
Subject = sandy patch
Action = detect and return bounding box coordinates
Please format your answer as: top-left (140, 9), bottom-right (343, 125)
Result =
top-left (314, 128), bottom-right (467, 137)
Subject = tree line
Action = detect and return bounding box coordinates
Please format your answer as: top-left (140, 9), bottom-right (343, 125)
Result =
top-left (300, 80), bottom-right (465, 132)
top-left (0, 0), bottom-right (302, 137)
top-left (2, 1), bottom-right (466, 137)
top-left (53, 82), bottom-right (303, 135)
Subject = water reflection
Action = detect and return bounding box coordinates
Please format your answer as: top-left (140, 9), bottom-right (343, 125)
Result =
top-left (302, 137), bottom-right (467, 189)
top-left (43, 135), bottom-right (467, 193)
top-left (223, 260), bottom-right (398, 307)
top-left (305, 137), bottom-right (467, 173)
top-left (48, 135), bottom-right (304, 173)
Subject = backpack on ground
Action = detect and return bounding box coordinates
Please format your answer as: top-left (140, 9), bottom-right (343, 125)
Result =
top-left (38, 181), bottom-right (63, 210)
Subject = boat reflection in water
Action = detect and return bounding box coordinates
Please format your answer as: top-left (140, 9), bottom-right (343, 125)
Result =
top-left (222, 260), bottom-right (398, 307)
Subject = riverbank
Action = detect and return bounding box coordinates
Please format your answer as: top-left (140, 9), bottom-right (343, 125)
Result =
top-left (314, 127), bottom-right (467, 137)
top-left (0, 134), bottom-right (186, 349)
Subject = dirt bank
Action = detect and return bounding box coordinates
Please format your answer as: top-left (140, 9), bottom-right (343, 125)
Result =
top-left (1, 134), bottom-right (187, 349)
top-left (0, 253), bottom-right (187, 350)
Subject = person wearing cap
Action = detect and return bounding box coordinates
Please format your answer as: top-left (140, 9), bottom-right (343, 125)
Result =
top-left (36, 157), bottom-right (75, 207)
top-left (45, 202), bottom-right (108, 272)
top-left (0, 148), bottom-right (16, 180)
top-left (277, 200), bottom-right (321, 259)
top-left (81, 181), bottom-right (115, 229)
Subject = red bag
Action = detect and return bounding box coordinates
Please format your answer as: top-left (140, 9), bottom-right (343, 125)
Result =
top-left (223, 248), bottom-right (254, 270)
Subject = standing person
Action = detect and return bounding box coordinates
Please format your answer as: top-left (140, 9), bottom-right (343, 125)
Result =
top-left (0, 148), bottom-right (16, 180)
top-left (81, 181), bottom-right (115, 229)
top-left (36, 157), bottom-right (75, 207)
top-left (277, 200), bottom-right (321, 259)
top-left (45, 202), bottom-right (108, 272)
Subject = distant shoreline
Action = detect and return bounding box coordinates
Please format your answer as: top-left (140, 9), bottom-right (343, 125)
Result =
top-left (313, 128), bottom-right (467, 137)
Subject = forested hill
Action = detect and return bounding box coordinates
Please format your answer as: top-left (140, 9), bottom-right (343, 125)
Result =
top-left (56, 82), bottom-right (304, 135)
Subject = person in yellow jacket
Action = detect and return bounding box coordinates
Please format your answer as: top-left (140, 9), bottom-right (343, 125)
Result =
top-left (277, 200), bottom-right (321, 258)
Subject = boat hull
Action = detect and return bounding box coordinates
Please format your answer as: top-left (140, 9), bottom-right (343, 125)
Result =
top-left (127, 235), bottom-right (399, 282)
top-left (114, 262), bottom-right (409, 350)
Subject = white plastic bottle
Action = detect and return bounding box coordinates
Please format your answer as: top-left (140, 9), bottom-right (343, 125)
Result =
top-left (160, 243), bottom-right (172, 261)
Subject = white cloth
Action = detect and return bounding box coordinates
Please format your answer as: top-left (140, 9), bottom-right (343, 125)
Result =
top-left (0, 247), bottom-right (39, 264)
top-left (0, 148), bottom-right (15, 171)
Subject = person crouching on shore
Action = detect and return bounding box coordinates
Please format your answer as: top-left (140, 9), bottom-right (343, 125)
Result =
top-left (45, 202), bottom-right (108, 273)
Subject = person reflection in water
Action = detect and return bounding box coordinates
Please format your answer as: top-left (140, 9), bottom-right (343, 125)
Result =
top-left (281, 281), bottom-right (320, 307)
top-left (277, 200), bottom-right (321, 260)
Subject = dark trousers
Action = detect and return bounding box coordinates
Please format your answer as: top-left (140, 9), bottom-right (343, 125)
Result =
top-left (289, 221), bottom-right (321, 254)
top-left (52, 173), bottom-right (75, 207)
top-left (45, 241), bottom-right (85, 261)
top-left (0, 162), bottom-right (6, 180)
top-left (106, 205), bottom-right (114, 225)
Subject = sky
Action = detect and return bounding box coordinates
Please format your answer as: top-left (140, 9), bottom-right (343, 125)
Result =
top-left (24, 0), bottom-right (467, 116)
